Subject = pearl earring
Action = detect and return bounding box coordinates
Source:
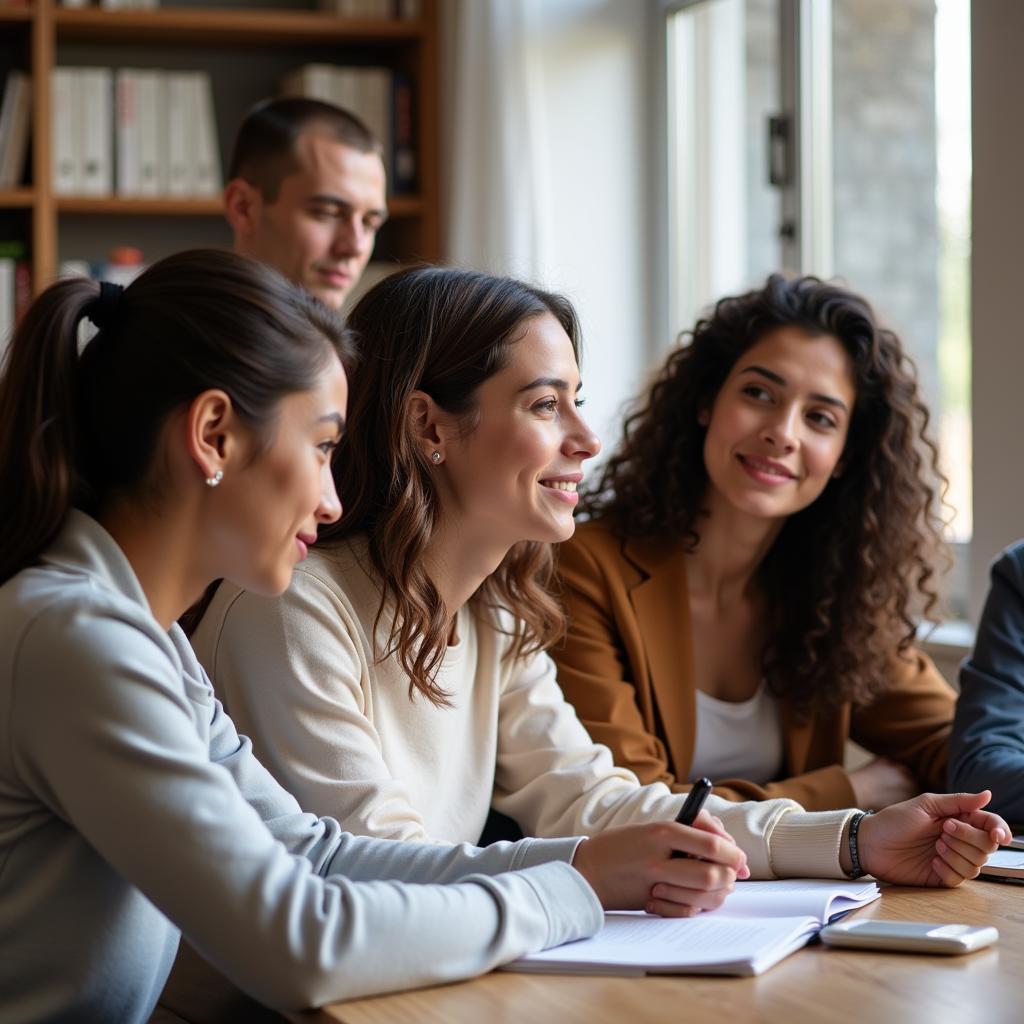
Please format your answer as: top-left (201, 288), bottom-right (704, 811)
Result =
top-left (430, 451), bottom-right (442, 464)
top-left (205, 469), bottom-right (223, 488)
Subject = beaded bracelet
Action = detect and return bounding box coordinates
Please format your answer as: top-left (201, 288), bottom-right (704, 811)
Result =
top-left (846, 810), bottom-right (873, 878)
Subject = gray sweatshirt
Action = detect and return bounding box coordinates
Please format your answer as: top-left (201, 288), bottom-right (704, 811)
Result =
top-left (0, 511), bottom-right (602, 1023)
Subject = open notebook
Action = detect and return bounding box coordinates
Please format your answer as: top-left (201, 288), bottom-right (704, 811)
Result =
top-left (507, 878), bottom-right (880, 977)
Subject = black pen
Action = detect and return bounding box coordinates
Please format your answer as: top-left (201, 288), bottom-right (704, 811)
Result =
top-left (671, 777), bottom-right (713, 858)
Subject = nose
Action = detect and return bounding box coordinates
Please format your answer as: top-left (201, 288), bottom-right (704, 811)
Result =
top-left (563, 408), bottom-right (601, 462)
top-left (332, 215), bottom-right (369, 260)
top-left (317, 461), bottom-right (343, 525)
top-left (760, 404), bottom-right (799, 451)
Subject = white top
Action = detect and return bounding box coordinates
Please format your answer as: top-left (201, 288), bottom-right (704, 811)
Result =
top-left (194, 534), bottom-right (854, 881)
top-left (0, 512), bottom-right (603, 1023)
top-left (689, 684), bottom-right (783, 785)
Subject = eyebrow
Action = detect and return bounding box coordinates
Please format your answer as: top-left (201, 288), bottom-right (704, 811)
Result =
top-left (318, 412), bottom-right (346, 435)
top-left (306, 193), bottom-right (389, 223)
top-left (739, 365), bottom-right (849, 412)
top-left (518, 377), bottom-right (584, 394)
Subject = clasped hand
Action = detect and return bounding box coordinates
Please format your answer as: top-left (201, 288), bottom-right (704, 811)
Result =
top-left (855, 789), bottom-right (1009, 887)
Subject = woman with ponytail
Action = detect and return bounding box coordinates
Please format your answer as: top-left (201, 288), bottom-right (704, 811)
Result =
top-left (0, 251), bottom-right (713, 1023)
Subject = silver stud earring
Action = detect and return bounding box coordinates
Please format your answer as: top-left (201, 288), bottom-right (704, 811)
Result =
top-left (430, 451), bottom-right (442, 464)
top-left (205, 469), bottom-right (223, 488)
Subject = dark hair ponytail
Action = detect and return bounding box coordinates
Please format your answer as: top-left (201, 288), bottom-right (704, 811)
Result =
top-left (0, 278), bottom-right (98, 583)
top-left (0, 248), bottom-right (353, 585)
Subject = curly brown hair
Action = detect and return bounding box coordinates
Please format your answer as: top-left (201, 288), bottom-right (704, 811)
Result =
top-left (582, 273), bottom-right (949, 715)
top-left (322, 266), bottom-right (581, 707)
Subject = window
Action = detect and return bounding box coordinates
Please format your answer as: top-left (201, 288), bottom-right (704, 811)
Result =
top-left (666, 0), bottom-right (972, 614)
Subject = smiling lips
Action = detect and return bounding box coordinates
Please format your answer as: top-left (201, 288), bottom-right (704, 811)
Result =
top-left (737, 453), bottom-right (797, 485)
top-left (539, 477), bottom-right (580, 505)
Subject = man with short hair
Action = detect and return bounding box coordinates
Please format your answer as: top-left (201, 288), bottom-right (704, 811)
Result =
top-left (224, 97), bottom-right (388, 310)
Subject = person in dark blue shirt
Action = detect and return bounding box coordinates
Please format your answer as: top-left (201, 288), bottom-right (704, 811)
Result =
top-left (951, 543), bottom-right (1024, 824)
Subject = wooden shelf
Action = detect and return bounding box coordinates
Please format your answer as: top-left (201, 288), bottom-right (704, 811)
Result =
top-left (0, 7), bottom-right (30, 25)
top-left (58, 196), bottom-right (224, 216)
top-left (385, 195), bottom-right (423, 218)
top-left (0, 188), bottom-right (34, 209)
top-left (18, 0), bottom-right (439, 291)
top-left (54, 8), bottom-right (424, 47)
top-left (0, 6), bottom-right (32, 26)
top-left (56, 194), bottom-right (424, 218)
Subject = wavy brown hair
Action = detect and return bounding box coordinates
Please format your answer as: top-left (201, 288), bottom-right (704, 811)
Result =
top-left (583, 274), bottom-right (949, 715)
top-left (323, 266), bottom-right (582, 707)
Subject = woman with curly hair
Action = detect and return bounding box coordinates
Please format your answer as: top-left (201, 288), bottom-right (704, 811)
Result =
top-left (553, 273), bottom-right (956, 812)
top-left (192, 266), bottom-right (1002, 905)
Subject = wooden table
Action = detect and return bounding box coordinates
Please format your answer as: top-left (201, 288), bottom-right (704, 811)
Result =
top-left (296, 879), bottom-right (1024, 1024)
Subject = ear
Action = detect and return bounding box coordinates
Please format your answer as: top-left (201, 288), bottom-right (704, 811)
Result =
top-left (406, 390), bottom-right (452, 463)
top-left (697, 407), bottom-right (711, 427)
top-left (185, 389), bottom-right (241, 485)
top-left (223, 177), bottom-right (263, 239)
top-left (832, 461), bottom-right (845, 480)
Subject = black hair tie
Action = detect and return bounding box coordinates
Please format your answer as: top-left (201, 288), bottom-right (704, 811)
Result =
top-left (87, 281), bottom-right (125, 331)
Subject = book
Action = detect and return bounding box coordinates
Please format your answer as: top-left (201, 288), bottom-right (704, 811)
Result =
top-left (135, 69), bottom-right (165, 195)
top-left (115, 69), bottom-right (141, 194)
top-left (189, 71), bottom-right (222, 197)
top-left (0, 240), bottom-right (27, 368)
top-left (0, 257), bottom-right (13, 365)
top-left (52, 68), bottom-right (80, 194)
top-left (165, 73), bottom-right (192, 196)
top-left (981, 848), bottom-right (1024, 883)
top-left (506, 878), bottom-right (880, 977)
top-left (79, 67), bottom-right (114, 195)
top-left (391, 71), bottom-right (416, 194)
top-left (0, 71), bottom-right (31, 189)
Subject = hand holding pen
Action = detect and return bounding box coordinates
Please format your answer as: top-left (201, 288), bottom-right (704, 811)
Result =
top-left (571, 776), bottom-right (749, 919)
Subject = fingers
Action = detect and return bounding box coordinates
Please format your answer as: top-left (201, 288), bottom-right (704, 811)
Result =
top-left (940, 818), bottom-right (999, 862)
top-left (925, 790), bottom-right (992, 818)
top-left (928, 853), bottom-right (966, 888)
top-left (665, 822), bottom-right (748, 875)
top-left (692, 809), bottom-right (736, 844)
top-left (646, 880), bottom-right (735, 918)
top-left (691, 813), bottom-right (747, 876)
top-left (933, 818), bottom-right (999, 885)
top-left (935, 835), bottom-right (985, 880)
top-left (955, 809), bottom-right (1010, 846)
top-left (644, 861), bottom-right (737, 918)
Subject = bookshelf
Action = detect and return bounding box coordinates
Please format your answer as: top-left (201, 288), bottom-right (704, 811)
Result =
top-left (0, 0), bottom-right (439, 295)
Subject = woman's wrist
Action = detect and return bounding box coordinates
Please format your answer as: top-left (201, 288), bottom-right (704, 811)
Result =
top-left (839, 811), bottom-right (872, 876)
top-left (841, 810), bottom-right (874, 878)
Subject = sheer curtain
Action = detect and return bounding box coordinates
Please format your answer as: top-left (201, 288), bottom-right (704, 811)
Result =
top-left (441, 0), bottom-right (552, 277)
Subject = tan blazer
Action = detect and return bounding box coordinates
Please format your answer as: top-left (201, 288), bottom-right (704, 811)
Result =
top-left (553, 519), bottom-right (956, 811)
